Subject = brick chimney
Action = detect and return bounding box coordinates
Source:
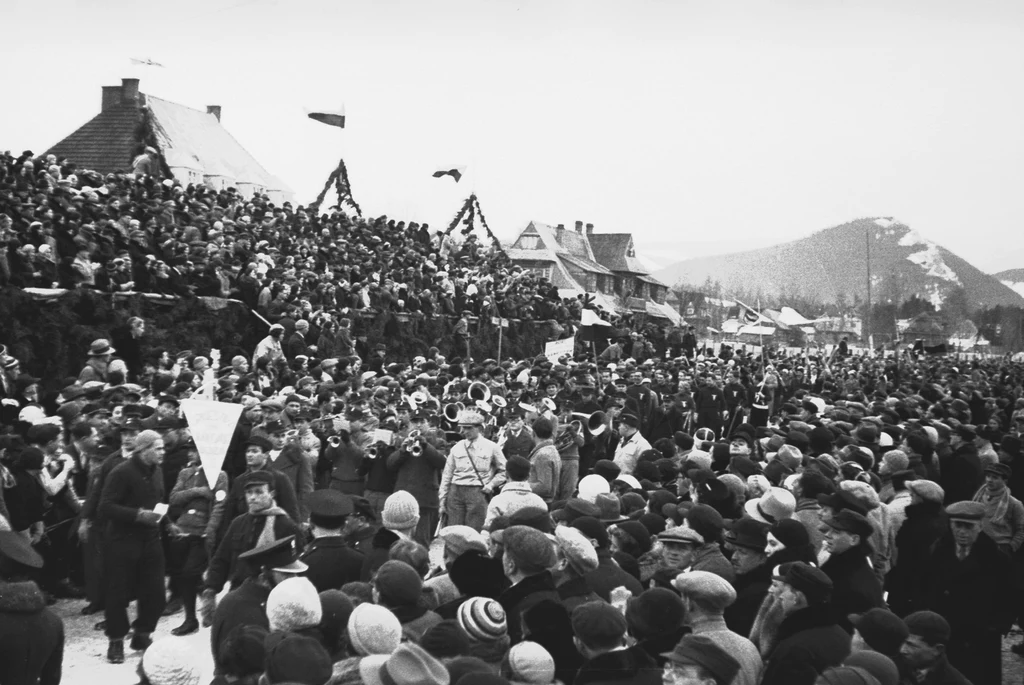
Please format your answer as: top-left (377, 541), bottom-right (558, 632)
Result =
top-left (207, 105), bottom-right (222, 122)
top-left (101, 85), bottom-right (122, 112)
top-left (586, 223), bottom-right (594, 235)
top-left (556, 223), bottom-right (565, 230)
top-left (121, 78), bottom-right (140, 103)
top-left (575, 220), bottom-right (583, 233)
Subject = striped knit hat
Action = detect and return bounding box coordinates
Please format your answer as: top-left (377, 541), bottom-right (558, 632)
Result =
top-left (457, 597), bottom-right (507, 643)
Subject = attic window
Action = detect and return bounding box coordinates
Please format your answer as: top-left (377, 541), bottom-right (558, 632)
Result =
top-left (519, 235), bottom-right (540, 250)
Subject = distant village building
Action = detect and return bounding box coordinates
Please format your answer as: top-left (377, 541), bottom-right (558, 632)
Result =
top-left (47, 77), bottom-right (293, 204)
top-left (506, 220), bottom-right (680, 323)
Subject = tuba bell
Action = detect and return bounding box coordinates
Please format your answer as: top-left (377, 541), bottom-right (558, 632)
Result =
top-left (491, 395), bottom-right (508, 408)
top-left (468, 382), bottom-right (491, 403)
top-left (587, 411), bottom-right (608, 436)
top-left (443, 402), bottom-right (465, 423)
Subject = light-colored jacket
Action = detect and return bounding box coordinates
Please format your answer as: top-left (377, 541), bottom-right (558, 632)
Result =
top-left (484, 481), bottom-right (547, 530)
top-left (439, 436), bottom-right (507, 504)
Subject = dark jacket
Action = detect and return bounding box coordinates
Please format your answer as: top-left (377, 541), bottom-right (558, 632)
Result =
top-left (918, 655), bottom-right (974, 685)
top-left (557, 575), bottom-right (603, 613)
top-left (359, 448), bottom-right (397, 494)
top-left (299, 536), bottom-right (365, 593)
top-left (499, 570), bottom-right (561, 645)
top-left (217, 466), bottom-right (299, 543)
top-left (820, 544), bottom-right (884, 630)
top-left (886, 500), bottom-right (947, 617)
top-left (573, 644), bottom-right (661, 685)
top-left (760, 605), bottom-right (851, 685)
top-left (205, 511), bottom-right (304, 592)
top-left (724, 560), bottom-right (773, 638)
top-left (0, 580), bottom-right (64, 685)
top-left (585, 550), bottom-right (643, 601)
top-left (637, 627), bottom-right (690, 668)
top-left (210, 578), bottom-right (270, 664)
top-left (360, 527), bottom-right (400, 581)
top-left (99, 454), bottom-right (166, 541)
top-left (271, 444), bottom-right (314, 522)
top-left (387, 439), bottom-right (446, 509)
top-left (939, 444), bottom-right (983, 505)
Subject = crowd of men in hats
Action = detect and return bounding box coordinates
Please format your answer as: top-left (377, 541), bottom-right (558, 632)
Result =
top-left (4, 154), bottom-right (1024, 685)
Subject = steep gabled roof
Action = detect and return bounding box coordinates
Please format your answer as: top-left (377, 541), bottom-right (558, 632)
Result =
top-left (589, 233), bottom-right (651, 275)
top-left (146, 96), bottom-right (291, 193)
top-left (560, 252), bottom-right (614, 276)
top-left (47, 102), bottom-right (140, 173)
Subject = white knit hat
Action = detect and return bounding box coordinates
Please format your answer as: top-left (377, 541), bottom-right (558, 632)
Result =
top-left (348, 603), bottom-right (403, 656)
top-left (383, 490), bottom-right (420, 531)
top-left (266, 576), bottom-right (322, 632)
top-left (142, 638), bottom-right (202, 685)
top-left (506, 641), bottom-right (556, 685)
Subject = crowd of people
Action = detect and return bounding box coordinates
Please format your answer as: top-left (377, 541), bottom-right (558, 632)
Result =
top-left (0, 149), bottom-right (582, 326)
top-left (2, 152), bottom-right (1024, 685)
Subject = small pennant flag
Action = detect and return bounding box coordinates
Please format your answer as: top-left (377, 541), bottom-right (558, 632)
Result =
top-left (736, 298), bottom-right (771, 326)
top-left (307, 105), bottom-right (346, 129)
top-left (130, 57), bottom-right (164, 67)
top-left (580, 307), bottom-right (613, 341)
top-left (432, 167), bottom-right (465, 182)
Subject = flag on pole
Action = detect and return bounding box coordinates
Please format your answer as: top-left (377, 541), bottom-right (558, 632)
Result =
top-left (307, 105), bottom-right (346, 129)
top-left (179, 400), bottom-right (244, 489)
top-left (580, 307), bottom-right (613, 341)
top-left (735, 298), bottom-right (772, 325)
top-left (433, 167), bottom-right (465, 182)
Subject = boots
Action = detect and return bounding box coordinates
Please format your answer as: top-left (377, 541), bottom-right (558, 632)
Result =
top-left (171, 617), bottom-right (199, 636)
top-left (107, 639), bottom-right (124, 664)
top-left (129, 632), bottom-right (153, 651)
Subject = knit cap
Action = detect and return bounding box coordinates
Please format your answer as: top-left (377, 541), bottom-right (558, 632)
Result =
top-left (505, 641), bottom-right (556, 685)
top-left (142, 638), bottom-right (202, 685)
top-left (375, 560), bottom-right (423, 606)
top-left (348, 603), bottom-right (403, 655)
top-left (458, 597), bottom-right (508, 642)
top-left (880, 450), bottom-right (909, 474)
top-left (383, 490), bottom-right (420, 530)
top-left (420, 619), bottom-right (472, 659)
top-left (266, 576), bottom-right (323, 632)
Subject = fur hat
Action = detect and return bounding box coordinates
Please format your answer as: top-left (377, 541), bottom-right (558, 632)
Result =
top-left (142, 638), bottom-right (202, 685)
top-left (348, 603), bottom-right (403, 655)
top-left (266, 577), bottom-right (322, 632)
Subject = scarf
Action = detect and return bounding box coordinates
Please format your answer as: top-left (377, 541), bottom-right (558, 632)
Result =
top-left (251, 503), bottom-right (288, 549)
top-left (974, 484), bottom-right (1011, 525)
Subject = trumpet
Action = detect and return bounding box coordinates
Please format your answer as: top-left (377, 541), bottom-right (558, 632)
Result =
top-left (366, 446), bottom-right (380, 459)
top-left (328, 435), bottom-right (344, 448)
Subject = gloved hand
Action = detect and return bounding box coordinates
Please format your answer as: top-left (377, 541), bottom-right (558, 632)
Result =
top-left (136, 510), bottom-right (162, 527)
top-left (200, 589), bottom-right (217, 627)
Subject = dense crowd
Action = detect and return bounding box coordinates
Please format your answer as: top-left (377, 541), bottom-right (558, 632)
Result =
top-left (3, 153), bottom-right (1024, 685)
top-left (0, 149), bottom-right (579, 325)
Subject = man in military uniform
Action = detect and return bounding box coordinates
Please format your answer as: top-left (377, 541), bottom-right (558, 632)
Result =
top-left (300, 490), bottom-right (364, 592)
top-left (205, 535), bottom-right (307, 669)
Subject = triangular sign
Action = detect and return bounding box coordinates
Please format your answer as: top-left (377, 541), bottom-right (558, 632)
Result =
top-left (180, 399), bottom-right (244, 489)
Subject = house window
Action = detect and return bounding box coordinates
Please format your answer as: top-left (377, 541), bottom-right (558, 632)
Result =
top-left (527, 266), bottom-right (552, 280)
top-left (518, 235), bottom-right (540, 250)
top-left (614, 277), bottom-right (622, 294)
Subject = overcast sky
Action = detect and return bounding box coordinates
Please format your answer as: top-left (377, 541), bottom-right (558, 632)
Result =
top-left (3, 0), bottom-right (1023, 274)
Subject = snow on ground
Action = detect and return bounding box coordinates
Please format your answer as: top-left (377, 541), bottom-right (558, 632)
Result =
top-left (1002, 280), bottom-right (1024, 299)
top-left (898, 228), bottom-right (927, 247)
top-left (906, 244), bottom-right (961, 285)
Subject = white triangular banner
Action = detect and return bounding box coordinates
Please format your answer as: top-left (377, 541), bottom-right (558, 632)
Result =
top-left (180, 399), bottom-right (244, 489)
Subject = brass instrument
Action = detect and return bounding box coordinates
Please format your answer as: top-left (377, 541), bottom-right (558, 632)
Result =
top-left (571, 411), bottom-right (608, 437)
top-left (443, 402), bottom-right (465, 423)
top-left (328, 435), bottom-right (343, 448)
top-left (366, 445), bottom-right (379, 459)
top-left (491, 395), bottom-right (508, 408)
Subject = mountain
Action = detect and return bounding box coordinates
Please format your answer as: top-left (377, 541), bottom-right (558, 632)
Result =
top-left (994, 268), bottom-right (1024, 300)
top-left (654, 218), bottom-right (1024, 309)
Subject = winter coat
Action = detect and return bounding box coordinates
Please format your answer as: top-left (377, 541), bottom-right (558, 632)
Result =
top-left (360, 527), bottom-right (401, 581)
top-left (211, 578), bottom-right (270, 664)
top-left (885, 501), bottom-right (947, 617)
top-left (820, 544), bottom-right (884, 630)
top-left (924, 530), bottom-right (1014, 684)
top-left (387, 438), bottom-right (446, 509)
top-left (573, 644), bottom-right (661, 685)
top-left (557, 575), bottom-right (603, 613)
top-left (585, 550), bottom-right (643, 601)
top-left (792, 500), bottom-right (825, 553)
top-left (724, 561), bottom-right (773, 638)
top-left (205, 510), bottom-right (304, 592)
top-left (272, 443), bottom-right (315, 522)
top-left (499, 571), bottom-right (561, 645)
top-left (484, 481), bottom-right (548, 530)
top-left (0, 580), bottom-right (64, 685)
top-left (299, 536), bottom-right (366, 593)
top-left (939, 444), bottom-right (983, 505)
top-left (760, 605), bottom-right (851, 685)
top-left (691, 543), bottom-right (736, 584)
top-left (326, 440), bottom-right (365, 494)
top-left (527, 440), bottom-right (561, 502)
top-left (218, 466), bottom-right (299, 542)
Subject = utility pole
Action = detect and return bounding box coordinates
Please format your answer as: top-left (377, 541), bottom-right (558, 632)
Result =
top-left (865, 226), bottom-right (872, 353)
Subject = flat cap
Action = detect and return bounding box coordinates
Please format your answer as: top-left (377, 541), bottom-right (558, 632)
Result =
top-left (945, 500), bottom-right (985, 522)
top-left (671, 570), bottom-right (737, 611)
top-left (657, 527), bottom-right (704, 546)
top-left (661, 635), bottom-right (740, 685)
top-left (985, 462), bottom-right (1012, 480)
top-left (906, 479), bottom-right (944, 504)
top-left (555, 525), bottom-right (599, 575)
top-left (826, 509), bottom-right (875, 538)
